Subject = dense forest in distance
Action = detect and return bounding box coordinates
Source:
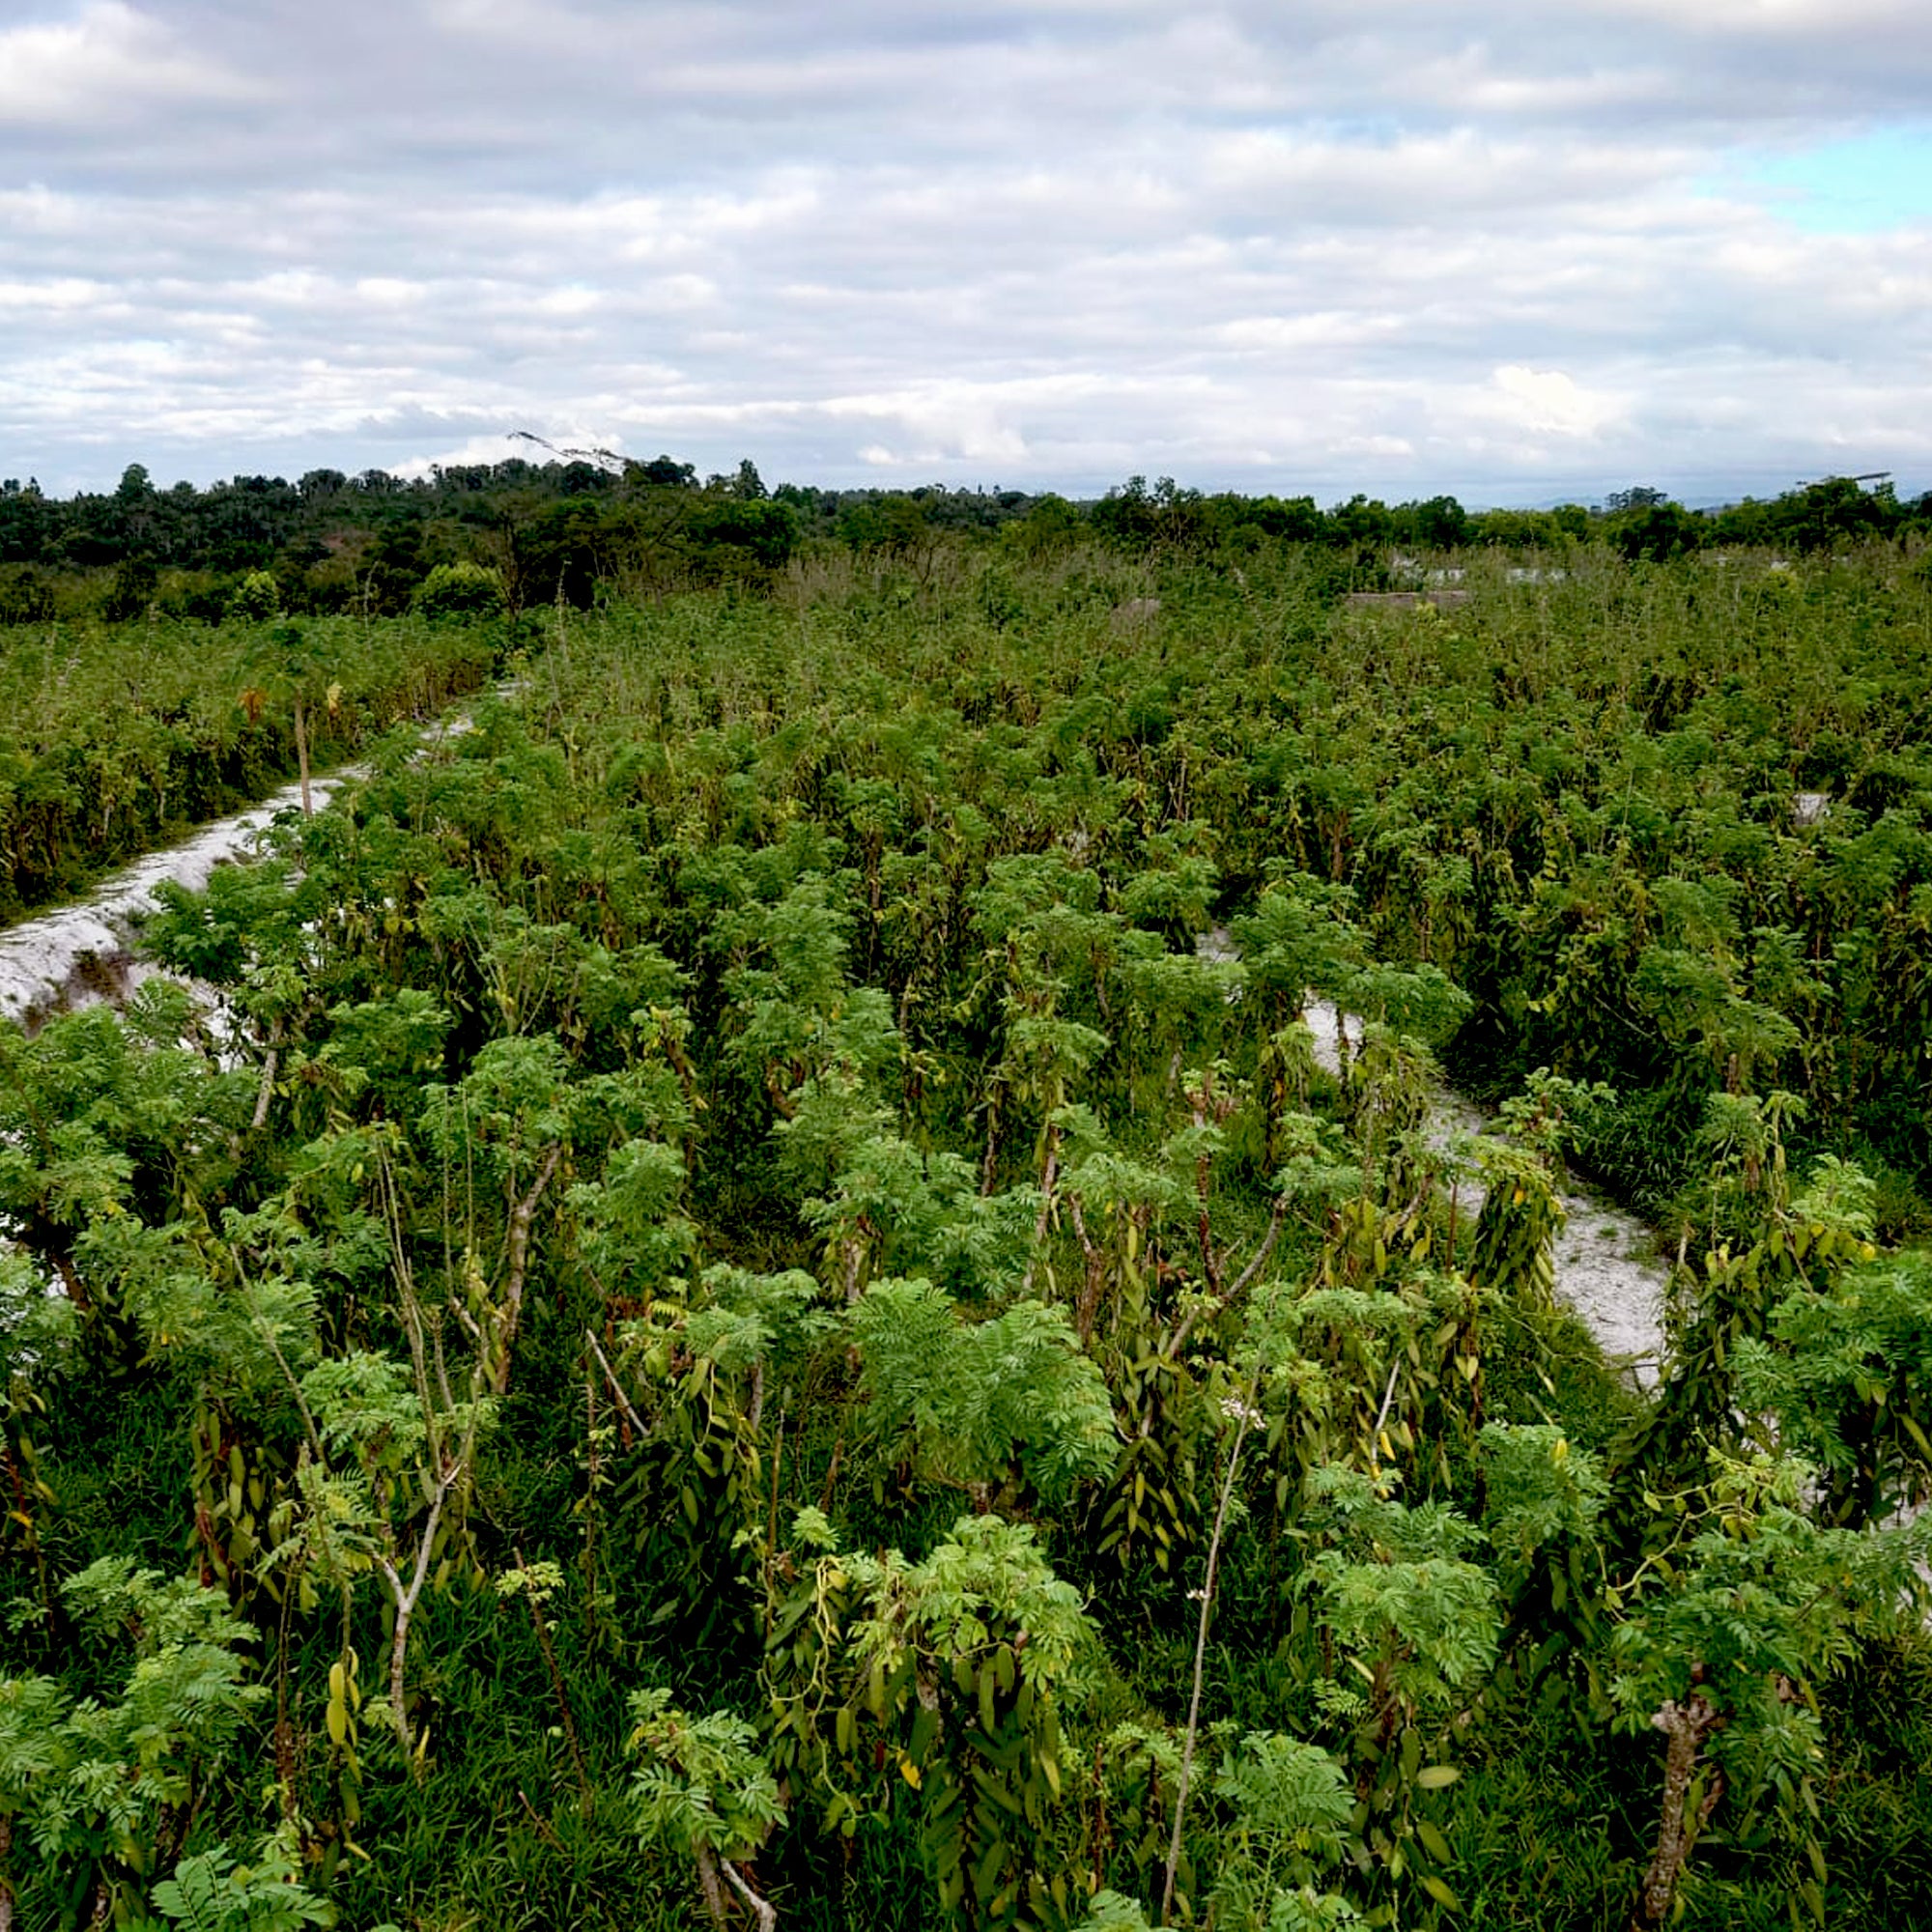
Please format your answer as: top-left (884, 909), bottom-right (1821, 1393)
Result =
top-left (1, 462), bottom-right (1931, 1932)
top-left (2, 447), bottom-right (1929, 625)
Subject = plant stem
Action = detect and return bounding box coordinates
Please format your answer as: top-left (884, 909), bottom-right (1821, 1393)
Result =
top-left (293, 697), bottom-right (311, 817)
top-left (1160, 1379), bottom-right (1257, 1925)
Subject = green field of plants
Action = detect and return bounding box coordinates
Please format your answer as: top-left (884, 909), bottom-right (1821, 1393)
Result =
top-left (2, 526), bottom-right (1930, 1932)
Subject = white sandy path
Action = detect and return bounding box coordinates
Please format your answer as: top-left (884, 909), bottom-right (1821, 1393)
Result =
top-left (0, 771), bottom-right (355, 1028)
top-left (1300, 999), bottom-right (1667, 1388)
top-left (0, 692), bottom-right (500, 1030)
top-left (1195, 922), bottom-right (1670, 1389)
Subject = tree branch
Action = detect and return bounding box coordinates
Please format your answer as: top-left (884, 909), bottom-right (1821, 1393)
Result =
top-left (722, 1857), bottom-right (779, 1932)
top-left (1161, 1382), bottom-right (1258, 1925)
top-left (251, 1047), bottom-right (278, 1131)
top-left (584, 1328), bottom-right (647, 1436)
top-left (493, 1143), bottom-right (562, 1394)
top-left (1228, 1195), bottom-right (1289, 1299)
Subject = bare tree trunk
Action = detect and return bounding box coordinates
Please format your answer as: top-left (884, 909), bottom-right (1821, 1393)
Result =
top-left (1227, 1197), bottom-right (1288, 1299)
top-left (378, 1461), bottom-right (463, 1765)
top-left (585, 1328), bottom-right (646, 1435)
top-left (1019, 1133), bottom-right (1060, 1298)
top-left (492, 1145), bottom-right (561, 1394)
top-left (693, 1842), bottom-right (730, 1931)
top-left (252, 1047), bottom-right (279, 1131)
top-left (1631, 1691), bottom-right (1723, 1929)
top-left (293, 698), bottom-right (312, 817)
top-left (1065, 1194), bottom-right (1108, 1348)
top-left (50, 1248), bottom-right (92, 1314)
top-left (723, 1857), bottom-right (779, 1932)
top-left (386, 1577), bottom-right (416, 1758)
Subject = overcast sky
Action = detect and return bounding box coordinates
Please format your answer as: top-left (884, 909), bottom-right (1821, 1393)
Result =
top-left (2, 0), bottom-right (1929, 503)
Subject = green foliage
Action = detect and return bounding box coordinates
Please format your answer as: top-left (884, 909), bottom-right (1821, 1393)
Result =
top-left (1067, 1893), bottom-right (1154, 1932)
top-left (6, 1563), bottom-right (266, 1918)
top-left (228, 571), bottom-right (282, 621)
top-left (1478, 1423), bottom-right (1609, 1598)
top-left (1609, 1452), bottom-right (1920, 1729)
top-left (1300, 1469), bottom-right (1501, 1730)
top-left (412, 560), bottom-right (505, 619)
top-left (1207, 1731), bottom-right (1354, 1931)
top-left (627, 1688), bottom-right (784, 1899)
top-left (1735, 1252), bottom-right (1932, 1525)
top-left (607, 1310), bottom-right (765, 1648)
top-left (850, 1278), bottom-right (1118, 1504)
top-left (832, 1514), bottom-right (1094, 1928)
top-left (5, 536), bottom-right (1932, 1931)
top-left (0, 608), bottom-right (491, 916)
top-left (1605, 1449), bottom-right (1929, 1925)
top-left (144, 1837), bottom-right (336, 1932)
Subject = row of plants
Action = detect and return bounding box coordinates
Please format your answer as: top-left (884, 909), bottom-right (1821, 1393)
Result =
top-left (0, 543), bottom-right (1928, 1929)
top-left (0, 605), bottom-right (503, 918)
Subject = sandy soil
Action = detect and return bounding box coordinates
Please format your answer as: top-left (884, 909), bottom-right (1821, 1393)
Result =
top-left (0, 771), bottom-right (355, 1030)
top-left (0, 685), bottom-right (505, 1031)
top-left (1189, 919), bottom-right (1671, 1390)
top-left (1299, 994), bottom-right (1667, 1386)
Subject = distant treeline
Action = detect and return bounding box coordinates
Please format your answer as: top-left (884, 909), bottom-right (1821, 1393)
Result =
top-left (1, 454), bottom-right (1927, 624)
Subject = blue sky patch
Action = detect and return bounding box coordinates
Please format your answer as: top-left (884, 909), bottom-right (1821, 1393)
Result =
top-left (1707, 126), bottom-right (1932, 234)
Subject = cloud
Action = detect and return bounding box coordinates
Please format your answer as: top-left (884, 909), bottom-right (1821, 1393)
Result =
top-left (0, 277), bottom-right (125, 315)
top-left (1, 2), bottom-right (1930, 498)
top-left (1489, 366), bottom-right (1626, 438)
top-left (1586, 0), bottom-right (1918, 31)
top-left (0, 3), bottom-right (263, 127)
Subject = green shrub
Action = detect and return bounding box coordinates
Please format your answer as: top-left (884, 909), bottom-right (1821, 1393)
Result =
top-left (413, 559), bottom-right (506, 618)
top-left (228, 568), bottom-right (281, 620)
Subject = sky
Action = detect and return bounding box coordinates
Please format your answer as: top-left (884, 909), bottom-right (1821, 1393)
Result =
top-left (1, 0), bottom-right (1929, 505)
